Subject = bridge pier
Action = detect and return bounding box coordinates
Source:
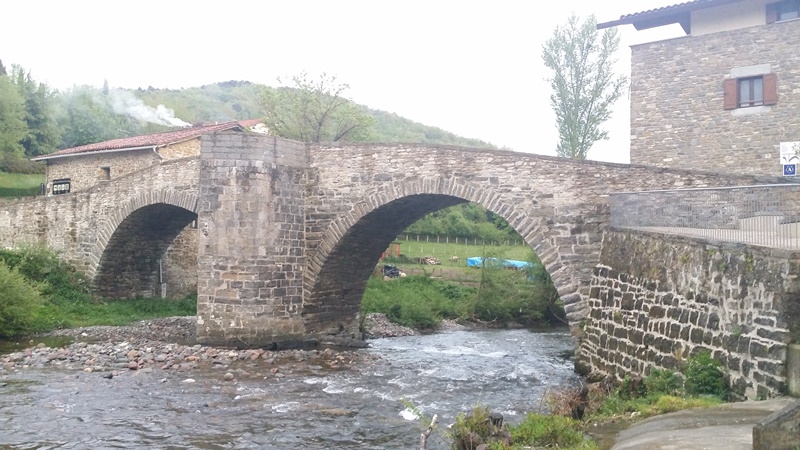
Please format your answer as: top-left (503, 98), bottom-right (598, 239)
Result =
top-left (195, 133), bottom-right (310, 347)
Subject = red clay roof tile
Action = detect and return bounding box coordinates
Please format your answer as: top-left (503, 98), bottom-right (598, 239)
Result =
top-left (33, 119), bottom-right (262, 161)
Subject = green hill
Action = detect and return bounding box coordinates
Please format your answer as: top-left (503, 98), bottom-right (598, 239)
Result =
top-left (135, 81), bottom-right (495, 148)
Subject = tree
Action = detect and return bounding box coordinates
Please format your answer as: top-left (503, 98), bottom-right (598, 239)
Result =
top-left (542, 14), bottom-right (626, 160)
top-left (58, 86), bottom-right (120, 148)
top-left (260, 71), bottom-right (374, 142)
top-left (0, 73), bottom-right (27, 161)
top-left (12, 67), bottom-right (61, 157)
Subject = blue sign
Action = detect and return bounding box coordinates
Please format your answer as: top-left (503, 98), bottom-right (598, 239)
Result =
top-left (784, 164), bottom-right (797, 176)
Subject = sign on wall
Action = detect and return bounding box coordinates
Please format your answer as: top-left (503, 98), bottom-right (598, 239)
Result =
top-left (780, 142), bottom-right (800, 177)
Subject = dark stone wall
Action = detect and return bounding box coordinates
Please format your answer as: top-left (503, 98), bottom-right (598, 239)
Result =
top-left (582, 229), bottom-right (800, 399)
top-left (94, 204), bottom-right (196, 298)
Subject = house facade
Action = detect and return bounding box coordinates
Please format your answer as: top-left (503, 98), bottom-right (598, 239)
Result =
top-left (33, 120), bottom-right (261, 195)
top-left (599, 0), bottom-right (800, 176)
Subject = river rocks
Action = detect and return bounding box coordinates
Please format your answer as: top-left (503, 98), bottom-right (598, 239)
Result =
top-left (362, 313), bottom-right (418, 338)
top-left (0, 316), bottom-right (383, 377)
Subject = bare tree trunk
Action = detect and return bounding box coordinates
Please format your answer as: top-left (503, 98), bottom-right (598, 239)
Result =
top-left (419, 414), bottom-right (438, 450)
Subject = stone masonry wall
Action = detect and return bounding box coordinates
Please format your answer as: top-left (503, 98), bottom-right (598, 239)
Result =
top-left (46, 149), bottom-right (159, 195)
top-left (0, 158), bottom-right (199, 277)
top-left (161, 225), bottom-right (198, 299)
top-left (196, 132), bottom-right (309, 347)
top-left (158, 139), bottom-right (201, 161)
top-left (630, 19), bottom-right (800, 176)
top-left (582, 229), bottom-right (800, 399)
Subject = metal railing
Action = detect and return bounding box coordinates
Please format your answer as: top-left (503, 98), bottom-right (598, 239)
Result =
top-left (610, 184), bottom-right (800, 250)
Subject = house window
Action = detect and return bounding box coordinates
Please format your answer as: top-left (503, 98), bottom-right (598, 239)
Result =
top-left (738, 77), bottom-right (763, 107)
top-left (52, 179), bottom-right (71, 195)
top-left (100, 166), bottom-right (111, 180)
top-left (723, 74), bottom-right (778, 110)
top-left (767, 0), bottom-right (800, 22)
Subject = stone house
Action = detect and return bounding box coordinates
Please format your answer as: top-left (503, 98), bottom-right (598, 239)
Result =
top-left (30, 119), bottom-right (261, 298)
top-left (32, 119), bottom-right (261, 195)
top-left (599, 0), bottom-right (800, 176)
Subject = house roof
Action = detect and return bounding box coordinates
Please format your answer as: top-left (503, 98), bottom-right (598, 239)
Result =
top-left (32, 119), bottom-right (262, 161)
top-left (597, 0), bottom-right (745, 33)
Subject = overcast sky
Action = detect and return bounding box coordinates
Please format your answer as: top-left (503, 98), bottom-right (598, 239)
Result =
top-left (1, 0), bottom-right (685, 163)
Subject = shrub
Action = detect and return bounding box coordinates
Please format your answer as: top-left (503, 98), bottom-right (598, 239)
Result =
top-left (644, 368), bottom-right (684, 397)
top-left (0, 155), bottom-right (46, 174)
top-left (684, 351), bottom-right (727, 398)
top-left (450, 406), bottom-right (513, 450)
top-left (0, 244), bottom-right (89, 296)
top-left (0, 261), bottom-right (44, 337)
top-left (508, 413), bottom-right (597, 449)
top-left (361, 276), bottom-right (472, 329)
top-left (616, 375), bottom-right (647, 400)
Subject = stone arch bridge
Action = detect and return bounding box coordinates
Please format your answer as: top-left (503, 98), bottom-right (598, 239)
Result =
top-left (0, 132), bottom-right (772, 349)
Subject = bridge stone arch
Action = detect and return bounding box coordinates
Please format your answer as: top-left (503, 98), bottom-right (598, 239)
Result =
top-left (91, 189), bottom-right (199, 297)
top-left (303, 176), bottom-right (593, 337)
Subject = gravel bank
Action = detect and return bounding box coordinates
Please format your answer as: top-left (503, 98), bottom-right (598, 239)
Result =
top-left (0, 316), bottom-right (380, 378)
top-left (0, 314), bottom-right (473, 378)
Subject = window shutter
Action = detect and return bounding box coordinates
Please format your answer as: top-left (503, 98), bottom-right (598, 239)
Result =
top-left (723, 78), bottom-right (738, 110)
top-left (766, 3), bottom-right (778, 23)
top-left (763, 73), bottom-right (778, 105)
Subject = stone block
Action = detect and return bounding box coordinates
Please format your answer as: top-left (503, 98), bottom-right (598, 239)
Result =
top-left (753, 399), bottom-right (800, 450)
top-left (789, 344), bottom-right (800, 397)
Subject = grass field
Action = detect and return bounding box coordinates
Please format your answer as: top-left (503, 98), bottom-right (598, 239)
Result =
top-left (0, 172), bottom-right (44, 198)
top-left (390, 240), bottom-right (533, 262)
top-left (382, 241), bottom-right (537, 287)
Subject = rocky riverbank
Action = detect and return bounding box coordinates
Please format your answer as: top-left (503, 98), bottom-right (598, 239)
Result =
top-left (0, 316), bottom-right (383, 381)
top-left (0, 314), bottom-right (474, 381)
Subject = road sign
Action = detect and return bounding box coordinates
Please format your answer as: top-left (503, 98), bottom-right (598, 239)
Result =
top-left (780, 141), bottom-right (800, 164)
top-left (784, 164), bottom-right (797, 176)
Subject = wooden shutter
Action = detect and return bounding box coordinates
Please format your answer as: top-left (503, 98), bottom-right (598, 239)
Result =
top-left (723, 78), bottom-right (738, 110)
top-left (766, 2), bottom-right (778, 23)
top-left (763, 73), bottom-right (778, 105)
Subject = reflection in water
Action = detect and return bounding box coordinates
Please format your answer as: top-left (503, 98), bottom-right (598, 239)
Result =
top-left (0, 329), bottom-right (577, 449)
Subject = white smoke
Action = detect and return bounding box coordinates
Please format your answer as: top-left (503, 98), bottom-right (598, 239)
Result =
top-left (109, 89), bottom-right (191, 127)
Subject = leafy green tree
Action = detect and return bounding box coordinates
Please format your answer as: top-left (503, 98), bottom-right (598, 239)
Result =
top-left (542, 14), bottom-right (626, 160)
top-left (12, 67), bottom-right (61, 157)
top-left (58, 86), bottom-right (121, 148)
top-left (260, 72), bottom-right (374, 142)
top-left (0, 73), bottom-right (27, 161)
top-left (403, 203), bottom-right (520, 241)
top-left (0, 60), bottom-right (6, 76)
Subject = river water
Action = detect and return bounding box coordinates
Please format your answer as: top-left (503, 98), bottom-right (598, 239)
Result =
top-left (0, 328), bottom-right (577, 449)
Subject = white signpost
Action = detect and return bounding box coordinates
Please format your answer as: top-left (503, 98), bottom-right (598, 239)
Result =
top-left (780, 141), bottom-right (800, 176)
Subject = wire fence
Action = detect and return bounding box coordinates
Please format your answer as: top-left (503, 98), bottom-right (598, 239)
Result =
top-left (396, 234), bottom-right (524, 247)
top-left (610, 183), bottom-right (800, 250)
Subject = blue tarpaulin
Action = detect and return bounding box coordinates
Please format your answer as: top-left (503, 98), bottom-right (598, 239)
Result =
top-left (465, 257), bottom-right (533, 270)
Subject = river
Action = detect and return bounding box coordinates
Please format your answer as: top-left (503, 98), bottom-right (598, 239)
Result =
top-left (0, 328), bottom-right (578, 449)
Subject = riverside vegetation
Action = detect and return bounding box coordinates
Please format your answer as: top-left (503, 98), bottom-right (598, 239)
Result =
top-left (361, 245), bottom-right (565, 331)
top-left (0, 245), bottom-right (194, 338)
top-left (442, 352), bottom-right (728, 450)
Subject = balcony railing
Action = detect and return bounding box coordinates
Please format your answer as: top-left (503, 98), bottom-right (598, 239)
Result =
top-left (610, 184), bottom-right (800, 250)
